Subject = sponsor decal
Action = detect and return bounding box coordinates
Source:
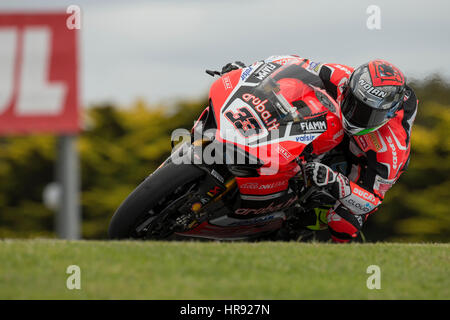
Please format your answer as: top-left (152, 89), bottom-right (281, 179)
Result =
top-left (358, 79), bottom-right (388, 98)
top-left (242, 93), bottom-right (280, 131)
top-left (222, 75), bottom-right (232, 90)
top-left (241, 66), bottom-right (253, 81)
top-left (385, 136), bottom-right (398, 169)
top-left (357, 132), bottom-right (383, 152)
top-left (211, 169), bottom-right (224, 183)
top-left (240, 182), bottom-right (259, 189)
top-left (290, 115), bottom-right (328, 135)
top-left (308, 61), bottom-right (322, 74)
top-left (333, 129), bottom-right (344, 141)
top-left (300, 120), bottom-right (327, 133)
top-left (352, 185), bottom-right (378, 206)
top-left (277, 145), bottom-right (292, 160)
top-left (254, 63), bottom-right (277, 81)
top-left (207, 186), bottom-right (222, 197)
top-left (220, 98), bottom-right (269, 145)
top-left (357, 136), bottom-right (369, 151)
top-left (240, 180), bottom-right (288, 191)
top-left (368, 132), bottom-right (382, 151)
top-left (224, 105), bottom-right (263, 138)
top-left (374, 175), bottom-right (394, 198)
top-left (295, 134), bottom-right (318, 143)
top-left (235, 195), bottom-right (298, 215)
top-left (344, 198), bottom-right (372, 213)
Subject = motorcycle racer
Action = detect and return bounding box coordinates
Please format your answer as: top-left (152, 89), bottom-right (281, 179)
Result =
top-left (221, 55), bottom-right (418, 242)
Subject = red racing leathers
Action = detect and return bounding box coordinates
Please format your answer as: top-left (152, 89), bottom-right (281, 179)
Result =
top-left (261, 55), bottom-right (418, 242)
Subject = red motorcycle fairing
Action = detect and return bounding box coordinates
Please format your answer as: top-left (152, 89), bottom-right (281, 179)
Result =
top-left (178, 61), bottom-right (344, 240)
top-left (236, 161), bottom-right (299, 195)
top-left (210, 61), bottom-right (343, 189)
top-left (178, 215), bottom-right (285, 240)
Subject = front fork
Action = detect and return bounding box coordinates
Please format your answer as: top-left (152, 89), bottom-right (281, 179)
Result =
top-left (173, 137), bottom-right (238, 219)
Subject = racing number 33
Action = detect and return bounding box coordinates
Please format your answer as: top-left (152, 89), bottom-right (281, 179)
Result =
top-left (225, 107), bottom-right (262, 137)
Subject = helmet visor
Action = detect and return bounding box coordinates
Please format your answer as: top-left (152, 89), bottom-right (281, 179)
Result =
top-left (341, 90), bottom-right (390, 129)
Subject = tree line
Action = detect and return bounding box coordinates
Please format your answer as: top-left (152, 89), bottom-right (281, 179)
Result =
top-left (0, 75), bottom-right (448, 242)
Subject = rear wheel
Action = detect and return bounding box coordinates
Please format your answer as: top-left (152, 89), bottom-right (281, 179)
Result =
top-left (108, 163), bottom-right (205, 239)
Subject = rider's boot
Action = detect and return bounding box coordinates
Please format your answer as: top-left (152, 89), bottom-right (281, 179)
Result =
top-left (304, 207), bottom-right (330, 231)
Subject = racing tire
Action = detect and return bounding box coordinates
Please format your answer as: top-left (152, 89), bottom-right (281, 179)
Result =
top-left (108, 163), bottom-right (205, 239)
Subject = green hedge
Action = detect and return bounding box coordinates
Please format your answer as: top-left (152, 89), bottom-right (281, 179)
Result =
top-left (0, 76), bottom-right (448, 242)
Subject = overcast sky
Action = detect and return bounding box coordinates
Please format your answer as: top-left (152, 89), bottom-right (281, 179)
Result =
top-left (1, 0), bottom-right (449, 106)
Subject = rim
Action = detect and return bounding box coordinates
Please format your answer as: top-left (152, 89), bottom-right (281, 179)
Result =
top-left (131, 182), bottom-right (200, 239)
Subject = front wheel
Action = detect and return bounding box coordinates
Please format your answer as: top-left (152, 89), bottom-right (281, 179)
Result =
top-left (108, 163), bottom-right (205, 239)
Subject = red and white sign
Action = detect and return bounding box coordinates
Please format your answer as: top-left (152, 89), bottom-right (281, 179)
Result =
top-left (0, 13), bottom-right (79, 134)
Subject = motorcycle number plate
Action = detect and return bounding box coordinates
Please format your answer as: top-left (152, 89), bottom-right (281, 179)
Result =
top-left (220, 98), bottom-right (269, 145)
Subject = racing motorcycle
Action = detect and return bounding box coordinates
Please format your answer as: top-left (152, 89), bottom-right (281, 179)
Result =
top-left (108, 60), bottom-right (348, 241)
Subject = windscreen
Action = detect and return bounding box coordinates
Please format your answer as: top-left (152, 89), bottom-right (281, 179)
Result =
top-left (247, 62), bottom-right (336, 125)
top-left (219, 62), bottom-right (337, 146)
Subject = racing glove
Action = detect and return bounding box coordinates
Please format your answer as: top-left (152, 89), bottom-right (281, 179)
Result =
top-left (221, 61), bottom-right (246, 75)
top-left (305, 162), bottom-right (351, 200)
top-left (306, 162), bottom-right (382, 216)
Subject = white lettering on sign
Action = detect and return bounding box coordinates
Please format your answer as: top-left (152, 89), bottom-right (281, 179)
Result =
top-left (0, 28), bottom-right (67, 116)
top-left (0, 29), bottom-right (16, 114)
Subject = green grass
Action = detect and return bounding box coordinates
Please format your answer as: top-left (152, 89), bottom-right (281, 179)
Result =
top-left (0, 240), bottom-right (448, 299)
